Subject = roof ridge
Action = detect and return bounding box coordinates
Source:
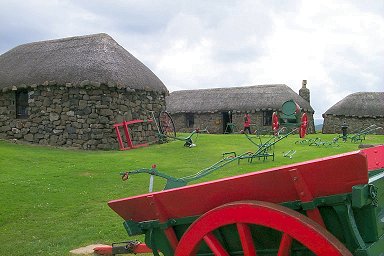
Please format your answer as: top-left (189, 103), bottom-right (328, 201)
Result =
top-left (12, 33), bottom-right (112, 50)
top-left (170, 84), bottom-right (288, 94)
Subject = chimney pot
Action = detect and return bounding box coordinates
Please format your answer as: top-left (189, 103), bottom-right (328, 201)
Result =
top-left (302, 80), bottom-right (307, 88)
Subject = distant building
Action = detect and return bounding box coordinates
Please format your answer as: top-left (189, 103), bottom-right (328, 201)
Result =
top-left (166, 81), bottom-right (315, 134)
top-left (322, 92), bottom-right (384, 134)
top-left (0, 33), bottom-right (168, 149)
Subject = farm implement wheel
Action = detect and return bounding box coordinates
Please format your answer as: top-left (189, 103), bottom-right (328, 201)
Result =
top-left (158, 111), bottom-right (176, 139)
top-left (175, 201), bottom-right (352, 256)
top-left (272, 112), bottom-right (279, 135)
top-left (300, 113), bottom-right (308, 138)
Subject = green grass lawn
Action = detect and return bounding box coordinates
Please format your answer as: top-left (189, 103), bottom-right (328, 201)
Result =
top-left (0, 133), bottom-right (383, 255)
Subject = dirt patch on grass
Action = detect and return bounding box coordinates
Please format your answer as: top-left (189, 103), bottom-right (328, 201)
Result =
top-left (79, 171), bottom-right (94, 177)
top-left (70, 244), bottom-right (109, 255)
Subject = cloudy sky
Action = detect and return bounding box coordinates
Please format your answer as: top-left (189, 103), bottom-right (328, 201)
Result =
top-left (1, 0), bottom-right (383, 122)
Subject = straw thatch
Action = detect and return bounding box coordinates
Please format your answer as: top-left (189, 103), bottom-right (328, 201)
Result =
top-left (167, 84), bottom-right (314, 113)
top-left (323, 92), bottom-right (384, 117)
top-left (0, 33), bottom-right (167, 92)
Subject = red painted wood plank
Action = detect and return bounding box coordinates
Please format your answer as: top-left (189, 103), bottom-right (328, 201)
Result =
top-left (109, 148), bottom-right (373, 222)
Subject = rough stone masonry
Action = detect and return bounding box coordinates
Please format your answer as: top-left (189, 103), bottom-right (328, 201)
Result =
top-left (0, 80), bottom-right (166, 150)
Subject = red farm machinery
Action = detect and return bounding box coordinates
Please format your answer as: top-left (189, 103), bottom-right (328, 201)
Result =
top-left (96, 145), bottom-right (384, 255)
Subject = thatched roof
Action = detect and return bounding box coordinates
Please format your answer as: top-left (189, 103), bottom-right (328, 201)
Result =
top-left (323, 92), bottom-right (384, 117)
top-left (167, 84), bottom-right (314, 113)
top-left (0, 33), bottom-right (167, 92)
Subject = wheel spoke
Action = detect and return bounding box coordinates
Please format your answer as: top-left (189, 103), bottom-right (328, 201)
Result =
top-left (203, 232), bottom-right (230, 256)
top-left (236, 223), bottom-right (257, 255)
top-left (158, 111), bottom-right (176, 138)
top-left (278, 233), bottom-right (293, 256)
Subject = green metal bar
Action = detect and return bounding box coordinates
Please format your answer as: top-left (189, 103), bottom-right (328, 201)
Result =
top-left (158, 128), bottom-right (209, 146)
top-left (354, 233), bottom-right (384, 256)
top-left (248, 128), bottom-right (297, 159)
top-left (180, 152), bottom-right (250, 183)
top-left (244, 133), bottom-right (263, 147)
top-left (121, 167), bottom-right (188, 190)
top-left (122, 128), bottom-right (297, 190)
top-left (333, 204), bottom-right (367, 252)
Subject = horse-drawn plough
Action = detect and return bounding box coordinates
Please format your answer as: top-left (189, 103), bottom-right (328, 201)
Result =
top-left (155, 111), bottom-right (208, 147)
top-left (119, 127), bottom-right (299, 191)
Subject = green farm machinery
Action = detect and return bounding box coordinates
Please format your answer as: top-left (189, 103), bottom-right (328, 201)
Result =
top-left (156, 111), bottom-right (208, 147)
top-left (272, 99), bottom-right (308, 138)
top-left (335, 124), bottom-right (383, 144)
top-left (120, 127), bottom-right (299, 191)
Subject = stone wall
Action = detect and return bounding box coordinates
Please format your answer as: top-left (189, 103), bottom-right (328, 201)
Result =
top-left (322, 115), bottom-right (384, 135)
top-left (0, 81), bottom-right (166, 149)
top-left (172, 112), bottom-right (223, 133)
top-left (172, 111), bottom-right (315, 134)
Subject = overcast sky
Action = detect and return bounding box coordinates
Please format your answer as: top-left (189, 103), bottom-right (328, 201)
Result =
top-left (1, 0), bottom-right (383, 121)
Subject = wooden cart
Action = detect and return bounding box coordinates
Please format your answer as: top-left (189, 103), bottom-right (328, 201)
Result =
top-left (97, 146), bottom-right (384, 255)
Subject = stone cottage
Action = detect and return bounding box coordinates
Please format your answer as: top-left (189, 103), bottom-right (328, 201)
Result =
top-left (0, 33), bottom-right (168, 149)
top-left (166, 81), bottom-right (315, 134)
top-left (322, 92), bottom-right (384, 134)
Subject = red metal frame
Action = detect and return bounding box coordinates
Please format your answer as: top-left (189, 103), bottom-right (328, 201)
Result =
top-left (93, 243), bottom-right (152, 255)
top-left (175, 201), bottom-right (352, 255)
top-left (114, 119), bottom-right (153, 150)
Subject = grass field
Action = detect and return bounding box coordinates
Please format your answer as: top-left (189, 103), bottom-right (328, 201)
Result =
top-left (1, 133), bottom-right (383, 255)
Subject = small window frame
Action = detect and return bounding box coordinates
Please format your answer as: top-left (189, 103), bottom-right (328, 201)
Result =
top-left (186, 113), bottom-right (194, 128)
top-left (15, 90), bottom-right (29, 119)
top-left (263, 110), bottom-right (273, 126)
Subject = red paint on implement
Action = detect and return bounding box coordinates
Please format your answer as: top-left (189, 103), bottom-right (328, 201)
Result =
top-left (108, 149), bottom-right (371, 222)
top-left (93, 243), bottom-right (152, 255)
top-left (289, 168), bottom-right (325, 227)
top-left (93, 245), bottom-right (112, 255)
top-left (360, 145), bottom-right (384, 171)
top-left (113, 119), bottom-right (153, 150)
top-left (174, 201), bottom-right (352, 255)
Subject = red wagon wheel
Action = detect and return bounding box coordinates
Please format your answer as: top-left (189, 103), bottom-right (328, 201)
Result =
top-left (158, 111), bottom-right (176, 139)
top-left (272, 112), bottom-right (279, 135)
top-left (175, 201), bottom-right (352, 256)
top-left (300, 113), bottom-right (308, 138)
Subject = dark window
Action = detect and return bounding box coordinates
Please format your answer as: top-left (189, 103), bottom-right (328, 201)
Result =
top-left (186, 113), bottom-right (194, 128)
top-left (263, 110), bottom-right (273, 126)
top-left (16, 90), bottom-right (28, 118)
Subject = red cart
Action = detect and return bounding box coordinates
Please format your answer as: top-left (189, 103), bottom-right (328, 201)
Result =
top-left (97, 146), bottom-right (384, 255)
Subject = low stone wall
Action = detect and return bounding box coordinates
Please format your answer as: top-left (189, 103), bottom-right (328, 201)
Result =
top-left (322, 115), bottom-right (384, 135)
top-left (171, 112), bottom-right (223, 133)
top-left (0, 81), bottom-right (166, 149)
